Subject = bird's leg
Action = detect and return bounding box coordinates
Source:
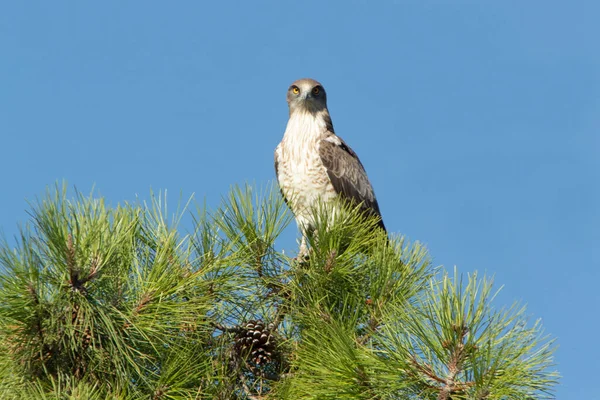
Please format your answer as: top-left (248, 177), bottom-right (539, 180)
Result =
top-left (296, 226), bottom-right (320, 264)
top-left (297, 235), bottom-right (310, 262)
top-left (294, 218), bottom-right (312, 263)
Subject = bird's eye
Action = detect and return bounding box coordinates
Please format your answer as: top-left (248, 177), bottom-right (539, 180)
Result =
top-left (312, 87), bottom-right (320, 95)
top-left (292, 87), bottom-right (300, 95)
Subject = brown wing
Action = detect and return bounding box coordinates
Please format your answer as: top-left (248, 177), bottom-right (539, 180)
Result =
top-left (318, 135), bottom-right (385, 231)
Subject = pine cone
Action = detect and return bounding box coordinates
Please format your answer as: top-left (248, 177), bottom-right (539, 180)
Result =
top-left (234, 320), bottom-right (277, 365)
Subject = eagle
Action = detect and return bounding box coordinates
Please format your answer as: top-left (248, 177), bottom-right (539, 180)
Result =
top-left (274, 78), bottom-right (385, 257)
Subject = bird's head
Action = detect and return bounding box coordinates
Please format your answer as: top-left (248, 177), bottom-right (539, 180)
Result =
top-left (287, 78), bottom-right (328, 115)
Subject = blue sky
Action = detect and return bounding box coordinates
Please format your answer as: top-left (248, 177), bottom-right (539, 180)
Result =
top-left (1, 1), bottom-right (598, 397)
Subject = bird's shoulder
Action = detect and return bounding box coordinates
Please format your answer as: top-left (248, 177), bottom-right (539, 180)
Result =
top-left (318, 132), bottom-right (365, 171)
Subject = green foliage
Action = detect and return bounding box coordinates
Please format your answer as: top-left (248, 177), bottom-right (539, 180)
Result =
top-left (0, 183), bottom-right (558, 399)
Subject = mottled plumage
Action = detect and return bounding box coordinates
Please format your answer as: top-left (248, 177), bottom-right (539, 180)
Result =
top-left (274, 78), bottom-right (384, 255)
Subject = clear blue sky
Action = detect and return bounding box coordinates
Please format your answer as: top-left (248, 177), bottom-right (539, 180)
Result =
top-left (1, 2), bottom-right (598, 397)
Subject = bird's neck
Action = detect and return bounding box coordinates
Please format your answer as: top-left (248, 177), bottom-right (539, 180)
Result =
top-left (283, 109), bottom-right (333, 145)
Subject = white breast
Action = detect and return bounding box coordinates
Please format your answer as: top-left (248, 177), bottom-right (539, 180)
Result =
top-left (276, 112), bottom-right (337, 229)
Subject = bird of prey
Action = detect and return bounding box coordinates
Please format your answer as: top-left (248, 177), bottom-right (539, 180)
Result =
top-left (274, 78), bottom-right (385, 256)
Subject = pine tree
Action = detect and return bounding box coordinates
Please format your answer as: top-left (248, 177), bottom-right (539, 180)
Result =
top-left (0, 183), bottom-right (558, 399)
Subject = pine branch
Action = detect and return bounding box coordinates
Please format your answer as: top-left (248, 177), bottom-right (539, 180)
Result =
top-left (212, 321), bottom-right (240, 333)
top-left (0, 183), bottom-right (558, 399)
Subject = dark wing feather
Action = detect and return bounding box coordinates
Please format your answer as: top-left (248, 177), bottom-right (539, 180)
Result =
top-left (274, 151), bottom-right (289, 205)
top-left (319, 135), bottom-right (385, 231)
